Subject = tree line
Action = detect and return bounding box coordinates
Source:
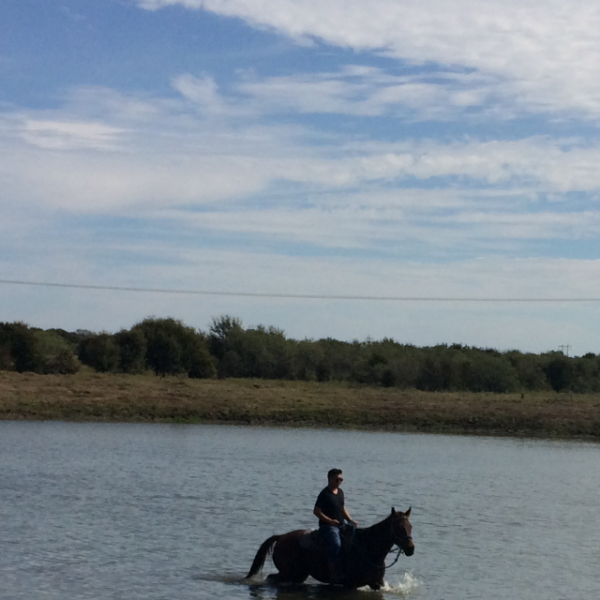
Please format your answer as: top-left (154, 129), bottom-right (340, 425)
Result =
top-left (1, 316), bottom-right (598, 393)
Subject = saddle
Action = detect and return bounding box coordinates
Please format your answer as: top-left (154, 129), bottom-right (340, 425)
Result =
top-left (298, 525), bottom-right (353, 552)
top-left (299, 529), bottom-right (325, 550)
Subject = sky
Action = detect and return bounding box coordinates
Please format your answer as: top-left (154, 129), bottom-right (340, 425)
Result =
top-left (2, 0), bottom-right (600, 355)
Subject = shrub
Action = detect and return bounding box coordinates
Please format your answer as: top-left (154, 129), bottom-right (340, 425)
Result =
top-left (133, 317), bottom-right (215, 378)
top-left (78, 333), bottom-right (120, 373)
top-left (0, 322), bottom-right (42, 372)
top-left (115, 328), bottom-right (147, 374)
top-left (34, 330), bottom-right (80, 374)
top-left (544, 354), bottom-right (573, 392)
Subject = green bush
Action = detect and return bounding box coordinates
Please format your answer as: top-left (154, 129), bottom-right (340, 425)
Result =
top-left (0, 322), bottom-right (42, 372)
top-left (133, 317), bottom-right (215, 378)
top-left (78, 333), bottom-right (120, 373)
top-left (5, 316), bottom-right (600, 395)
top-left (34, 330), bottom-right (80, 374)
top-left (544, 354), bottom-right (573, 392)
top-left (115, 328), bottom-right (147, 374)
top-left (460, 353), bottom-right (519, 393)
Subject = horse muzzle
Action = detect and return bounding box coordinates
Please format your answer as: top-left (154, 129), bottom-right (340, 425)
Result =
top-left (401, 537), bottom-right (415, 556)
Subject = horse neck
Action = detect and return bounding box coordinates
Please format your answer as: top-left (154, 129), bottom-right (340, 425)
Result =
top-left (355, 514), bottom-right (394, 561)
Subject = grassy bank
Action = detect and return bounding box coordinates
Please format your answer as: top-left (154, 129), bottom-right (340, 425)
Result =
top-left (1, 371), bottom-right (600, 440)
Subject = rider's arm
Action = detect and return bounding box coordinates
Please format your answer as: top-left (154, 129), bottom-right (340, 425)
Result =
top-left (343, 506), bottom-right (358, 526)
top-left (313, 506), bottom-right (340, 526)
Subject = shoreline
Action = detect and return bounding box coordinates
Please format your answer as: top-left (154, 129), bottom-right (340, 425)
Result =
top-left (1, 371), bottom-right (600, 441)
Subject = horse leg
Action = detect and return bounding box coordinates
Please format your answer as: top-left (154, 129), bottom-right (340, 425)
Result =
top-left (367, 571), bottom-right (385, 590)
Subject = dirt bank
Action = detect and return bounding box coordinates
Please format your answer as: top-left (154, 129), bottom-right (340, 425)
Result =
top-left (1, 371), bottom-right (599, 440)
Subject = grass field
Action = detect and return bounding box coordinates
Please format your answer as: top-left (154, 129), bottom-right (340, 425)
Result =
top-left (1, 370), bottom-right (600, 440)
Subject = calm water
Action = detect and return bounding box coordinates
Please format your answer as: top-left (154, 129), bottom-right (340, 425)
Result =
top-left (1, 422), bottom-right (599, 600)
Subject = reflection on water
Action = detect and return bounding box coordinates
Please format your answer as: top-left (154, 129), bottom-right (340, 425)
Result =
top-left (1, 422), bottom-right (599, 600)
top-left (207, 572), bottom-right (419, 600)
top-left (229, 574), bottom-right (419, 600)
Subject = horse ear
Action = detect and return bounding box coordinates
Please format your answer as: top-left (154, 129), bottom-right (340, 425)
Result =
top-left (405, 507), bottom-right (411, 517)
top-left (391, 507), bottom-right (396, 515)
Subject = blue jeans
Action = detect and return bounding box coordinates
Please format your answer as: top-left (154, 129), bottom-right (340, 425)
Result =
top-left (320, 525), bottom-right (342, 564)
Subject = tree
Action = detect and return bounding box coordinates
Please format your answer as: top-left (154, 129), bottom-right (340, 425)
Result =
top-left (209, 316), bottom-right (244, 362)
top-left (544, 353), bottom-right (573, 392)
top-left (133, 317), bottom-right (215, 378)
top-left (115, 328), bottom-right (147, 374)
top-left (182, 334), bottom-right (216, 379)
top-left (145, 330), bottom-right (183, 376)
top-left (78, 333), bottom-right (120, 373)
top-left (0, 322), bottom-right (41, 373)
top-left (506, 351), bottom-right (548, 390)
top-left (0, 341), bottom-right (13, 371)
top-left (34, 329), bottom-right (80, 374)
top-left (570, 355), bottom-right (600, 392)
top-left (460, 352), bottom-right (519, 393)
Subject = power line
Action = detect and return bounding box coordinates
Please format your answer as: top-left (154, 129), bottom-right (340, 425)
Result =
top-left (2, 278), bottom-right (600, 302)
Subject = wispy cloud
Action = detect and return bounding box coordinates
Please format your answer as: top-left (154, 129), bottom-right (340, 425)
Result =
top-left (3, 82), bottom-right (600, 222)
top-left (171, 74), bottom-right (244, 116)
top-left (20, 119), bottom-right (127, 150)
top-left (238, 67), bottom-right (502, 121)
top-left (137, 0), bottom-right (600, 119)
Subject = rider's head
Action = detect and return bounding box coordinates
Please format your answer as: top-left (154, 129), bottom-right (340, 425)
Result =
top-left (327, 468), bottom-right (343, 485)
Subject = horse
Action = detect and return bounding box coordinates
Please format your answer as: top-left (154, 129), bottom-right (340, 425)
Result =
top-left (245, 507), bottom-right (414, 590)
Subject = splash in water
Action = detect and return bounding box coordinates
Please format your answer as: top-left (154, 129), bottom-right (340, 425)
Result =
top-left (358, 573), bottom-right (421, 596)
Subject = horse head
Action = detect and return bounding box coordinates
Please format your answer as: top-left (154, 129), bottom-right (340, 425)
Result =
top-left (391, 507), bottom-right (414, 556)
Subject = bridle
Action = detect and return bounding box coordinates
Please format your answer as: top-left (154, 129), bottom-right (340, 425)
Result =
top-left (392, 517), bottom-right (413, 554)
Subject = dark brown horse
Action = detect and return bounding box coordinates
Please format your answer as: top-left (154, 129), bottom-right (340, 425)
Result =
top-left (245, 508), bottom-right (414, 590)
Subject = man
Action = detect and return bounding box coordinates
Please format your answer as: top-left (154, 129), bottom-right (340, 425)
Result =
top-left (313, 468), bottom-right (358, 584)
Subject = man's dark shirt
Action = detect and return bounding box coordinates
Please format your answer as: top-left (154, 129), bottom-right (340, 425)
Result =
top-left (315, 486), bottom-right (345, 528)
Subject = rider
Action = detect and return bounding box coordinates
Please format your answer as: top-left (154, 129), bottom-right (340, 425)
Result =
top-left (313, 468), bottom-right (358, 583)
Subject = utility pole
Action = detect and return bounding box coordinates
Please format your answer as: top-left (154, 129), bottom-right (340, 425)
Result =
top-left (558, 344), bottom-right (571, 356)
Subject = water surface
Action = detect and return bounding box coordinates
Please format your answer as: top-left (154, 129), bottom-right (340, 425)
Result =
top-left (1, 422), bottom-right (598, 599)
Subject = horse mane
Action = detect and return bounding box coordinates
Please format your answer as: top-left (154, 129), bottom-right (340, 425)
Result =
top-left (354, 512), bottom-right (394, 550)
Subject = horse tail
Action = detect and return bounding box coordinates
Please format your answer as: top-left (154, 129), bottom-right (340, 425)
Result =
top-left (245, 534), bottom-right (281, 579)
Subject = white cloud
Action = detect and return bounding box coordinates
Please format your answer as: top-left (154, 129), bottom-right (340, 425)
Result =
top-left (150, 202), bottom-right (600, 254)
top-left (0, 144), bottom-right (272, 212)
top-left (137, 0), bottom-right (600, 119)
top-left (171, 74), bottom-right (245, 116)
top-left (238, 68), bottom-right (499, 120)
top-left (2, 82), bottom-right (600, 283)
top-left (437, 210), bottom-right (600, 240)
top-left (4, 84), bottom-right (600, 222)
top-left (21, 119), bottom-right (126, 150)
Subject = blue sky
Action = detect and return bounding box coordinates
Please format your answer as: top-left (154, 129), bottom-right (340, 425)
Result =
top-left (2, 0), bottom-right (600, 354)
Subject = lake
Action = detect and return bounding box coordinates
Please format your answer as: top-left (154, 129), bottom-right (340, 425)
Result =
top-left (1, 422), bottom-right (598, 599)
